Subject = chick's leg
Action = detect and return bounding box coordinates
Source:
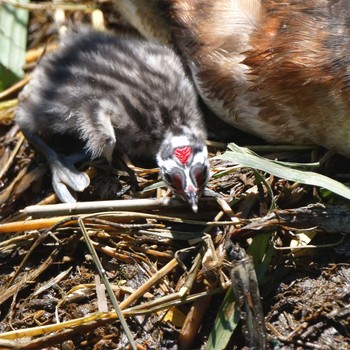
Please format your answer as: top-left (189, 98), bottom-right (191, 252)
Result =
top-left (22, 130), bottom-right (90, 202)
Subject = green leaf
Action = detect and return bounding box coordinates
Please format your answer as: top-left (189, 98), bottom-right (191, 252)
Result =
top-left (247, 233), bottom-right (274, 282)
top-left (205, 285), bottom-right (240, 350)
top-left (227, 142), bottom-right (321, 170)
top-left (0, 0), bottom-right (29, 91)
top-left (217, 142), bottom-right (350, 201)
top-left (253, 169), bottom-right (277, 211)
top-left (141, 180), bottom-right (165, 193)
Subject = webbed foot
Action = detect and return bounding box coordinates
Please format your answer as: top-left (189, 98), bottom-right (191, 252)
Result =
top-left (50, 157), bottom-right (90, 203)
top-left (20, 129), bottom-right (90, 203)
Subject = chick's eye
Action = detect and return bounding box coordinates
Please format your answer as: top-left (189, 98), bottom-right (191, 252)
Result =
top-left (202, 165), bottom-right (209, 180)
top-left (163, 172), bottom-right (183, 190)
top-left (171, 173), bottom-right (183, 190)
top-left (163, 172), bottom-right (171, 184)
top-left (193, 165), bottom-right (208, 187)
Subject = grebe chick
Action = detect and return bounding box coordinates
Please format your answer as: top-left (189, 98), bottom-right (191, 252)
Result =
top-left (16, 28), bottom-right (209, 211)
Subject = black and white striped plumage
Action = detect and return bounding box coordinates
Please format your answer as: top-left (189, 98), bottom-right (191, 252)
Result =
top-left (16, 28), bottom-right (209, 211)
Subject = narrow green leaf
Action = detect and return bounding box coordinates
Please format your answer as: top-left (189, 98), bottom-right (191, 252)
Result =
top-left (217, 142), bottom-right (350, 201)
top-left (142, 180), bottom-right (165, 193)
top-left (227, 142), bottom-right (320, 170)
top-left (247, 233), bottom-right (274, 282)
top-left (253, 169), bottom-right (277, 211)
top-left (205, 285), bottom-right (240, 350)
top-left (0, 0), bottom-right (29, 91)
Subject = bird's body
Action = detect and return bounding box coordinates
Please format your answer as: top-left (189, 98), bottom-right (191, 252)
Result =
top-left (114, 0), bottom-right (350, 158)
top-left (16, 29), bottom-right (209, 209)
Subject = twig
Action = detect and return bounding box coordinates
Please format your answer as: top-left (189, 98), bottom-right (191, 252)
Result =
top-left (124, 286), bottom-right (226, 315)
top-left (233, 203), bottom-right (350, 238)
top-left (0, 216), bottom-right (75, 233)
top-left (6, 229), bottom-right (50, 287)
top-left (0, 244), bottom-right (62, 305)
top-left (25, 43), bottom-right (58, 64)
top-left (78, 216), bottom-right (137, 349)
top-left (119, 258), bottom-right (179, 310)
top-left (0, 133), bottom-right (25, 181)
top-left (22, 197), bottom-right (217, 218)
top-left (0, 315), bottom-right (115, 349)
top-left (0, 76), bottom-right (30, 101)
top-left (0, 311), bottom-right (117, 341)
top-left (0, 0), bottom-right (96, 11)
top-left (0, 212), bottom-right (243, 234)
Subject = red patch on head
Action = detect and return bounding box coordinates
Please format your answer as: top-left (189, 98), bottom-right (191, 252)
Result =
top-left (174, 146), bottom-right (192, 164)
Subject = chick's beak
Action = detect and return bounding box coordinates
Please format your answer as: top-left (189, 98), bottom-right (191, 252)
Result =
top-left (186, 190), bottom-right (198, 213)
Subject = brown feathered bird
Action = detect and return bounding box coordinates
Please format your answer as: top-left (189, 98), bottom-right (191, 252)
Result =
top-left (114, 0), bottom-right (350, 158)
